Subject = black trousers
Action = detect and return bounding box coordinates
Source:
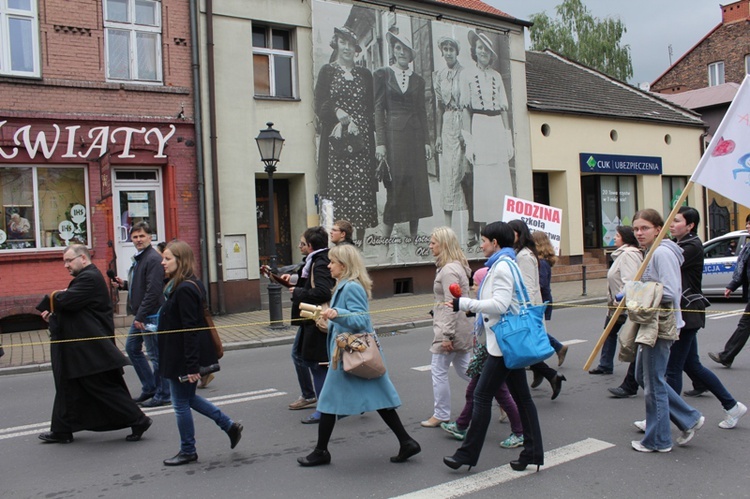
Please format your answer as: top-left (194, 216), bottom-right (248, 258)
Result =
top-left (719, 300), bottom-right (750, 363)
top-left (453, 355), bottom-right (543, 467)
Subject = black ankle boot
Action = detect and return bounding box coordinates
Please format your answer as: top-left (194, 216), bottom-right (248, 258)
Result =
top-left (390, 439), bottom-right (421, 463)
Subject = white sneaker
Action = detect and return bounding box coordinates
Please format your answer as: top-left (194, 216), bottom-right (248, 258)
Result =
top-left (633, 419), bottom-right (646, 432)
top-left (676, 415), bottom-right (705, 446)
top-left (719, 402), bottom-right (748, 429)
top-left (631, 440), bottom-right (671, 453)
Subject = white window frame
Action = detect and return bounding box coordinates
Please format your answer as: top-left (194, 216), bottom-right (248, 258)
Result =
top-left (0, 0), bottom-right (40, 77)
top-left (252, 25), bottom-right (297, 98)
top-left (745, 54), bottom-right (750, 74)
top-left (103, 0), bottom-right (163, 84)
top-left (708, 61), bottom-right (725, 86)
top-left (0, 164), bottom-right (91, 253)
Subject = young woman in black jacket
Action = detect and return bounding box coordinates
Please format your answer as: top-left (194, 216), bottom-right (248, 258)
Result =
top-left (664, 207), bottom-right (746, 430)
top-left (158, 240), bottom-right (243, 465)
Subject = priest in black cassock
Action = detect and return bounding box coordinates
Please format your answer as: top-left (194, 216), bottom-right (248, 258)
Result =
top-left (38, 244), bottom-right (152, 444)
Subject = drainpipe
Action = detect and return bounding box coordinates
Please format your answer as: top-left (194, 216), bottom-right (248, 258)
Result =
top-left (204, 0), bottom-right (226, 313)
top-left (189, 0), bottom-right (210, 302)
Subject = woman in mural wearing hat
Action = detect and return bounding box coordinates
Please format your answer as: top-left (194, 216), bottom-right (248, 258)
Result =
top-left (374, 29), bottom-right (433, 244)
top-left (460, 30), bottom-right (513, 243)
top-left (315, 25), bottom-right (378, 242)
top-left (434, 36), bottom-right (469, 232)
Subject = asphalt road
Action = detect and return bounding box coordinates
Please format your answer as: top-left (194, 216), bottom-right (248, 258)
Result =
top-left (2, 302), bottom-right (749, 498)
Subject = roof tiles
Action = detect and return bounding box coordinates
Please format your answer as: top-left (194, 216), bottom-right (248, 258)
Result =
top-left (525, 50), bottom-right (705, 127)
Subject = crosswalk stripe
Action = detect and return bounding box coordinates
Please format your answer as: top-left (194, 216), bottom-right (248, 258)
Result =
top-left (0, 388), bottom-right (287, 440)
top-left (390, 438), bottom-right (615, 499)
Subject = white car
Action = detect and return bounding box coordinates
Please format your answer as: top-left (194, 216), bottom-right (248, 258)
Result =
top-left (702, 230), bottom-right (749, 297)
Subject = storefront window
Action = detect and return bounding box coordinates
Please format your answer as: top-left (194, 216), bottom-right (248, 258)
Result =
top-left (0, 166), bottom-right (89, 251)
top-left (600, 176), bottom-right (636, 247)
top-left (662, 176), bottom-right (688, 217)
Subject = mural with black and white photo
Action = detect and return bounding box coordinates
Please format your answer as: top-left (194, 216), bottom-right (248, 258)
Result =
top-left (313, 0), bottom-right (515, 265)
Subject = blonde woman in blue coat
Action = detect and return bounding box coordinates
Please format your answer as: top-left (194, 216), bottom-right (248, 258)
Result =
top-left (297, 244), bottom-right (420, 466)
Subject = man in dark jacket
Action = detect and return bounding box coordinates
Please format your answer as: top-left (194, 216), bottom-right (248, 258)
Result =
top-left (115, 222), bottom-right (168, 406)
top-left (290, 226), bottom-right (335, 424)
top-left (38, 244), bottom-right (151, 444)
top-left (710, 214), bottom-right (750, 368)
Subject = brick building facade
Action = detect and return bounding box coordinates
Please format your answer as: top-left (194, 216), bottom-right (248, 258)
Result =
top-left (650, 0), bottom-right (750, 233)
top-left (0, 0), bottom-right (199, 332)
top-left (652, 0), bottom-right (750, 93)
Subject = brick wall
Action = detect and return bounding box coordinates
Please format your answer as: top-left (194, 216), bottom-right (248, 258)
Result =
top-left (0, 0), bottom-right (199, 328)
top-left (0, 0), bottom-right (193, 117)
top-left (723, 0), bottom-right (750, 24)
top-left (652, 21), bottom-right (750, 92)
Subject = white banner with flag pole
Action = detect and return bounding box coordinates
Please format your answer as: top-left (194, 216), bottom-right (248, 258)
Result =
top-left (691, 74), bottom-right (750, 208)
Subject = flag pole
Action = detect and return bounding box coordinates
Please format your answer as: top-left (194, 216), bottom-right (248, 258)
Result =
top-left (582, 181), bottom-right (695, 371)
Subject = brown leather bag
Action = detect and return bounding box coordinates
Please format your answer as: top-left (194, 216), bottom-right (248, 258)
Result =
top-left (187, 280), bottom-right (223, 359)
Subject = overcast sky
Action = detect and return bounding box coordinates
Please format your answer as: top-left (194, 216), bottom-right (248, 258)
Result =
top-left (485, 0), bottom-right (723, 86)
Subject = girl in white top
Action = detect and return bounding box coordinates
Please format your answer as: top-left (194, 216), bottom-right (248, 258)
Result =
top-left (443, 221), bottom-right (544, 472)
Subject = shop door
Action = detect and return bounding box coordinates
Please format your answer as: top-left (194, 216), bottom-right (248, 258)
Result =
top-left (112, 169), bottom-right (165, 279)
top-left (581, 176), bottom-right (601, 249)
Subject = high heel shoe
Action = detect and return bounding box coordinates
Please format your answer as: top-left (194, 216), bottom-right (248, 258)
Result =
top-left (509, 460), bottom-right (541, 472)
top-left (443, 455), bottom-right (473, 471)
top-left (297, 448), bottom-right (331, 467)
top-left (550, 374), bottom-right (567, 400)
top-left (390, 439), bottom-right (421, 463)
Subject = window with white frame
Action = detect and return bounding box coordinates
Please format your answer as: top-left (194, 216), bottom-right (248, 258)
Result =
top-left (0, 166), bottom-right (90, 251)
top-left (103, 0), bottom-right (162, 83)
top-left (0, 0), bottom-right (40, 77)
top-left (708, 61), bottom-right (725, 86)
top-left (745, 54), bottom-right (750, 74)
top-left (252, 25), bottom-right (296, 98)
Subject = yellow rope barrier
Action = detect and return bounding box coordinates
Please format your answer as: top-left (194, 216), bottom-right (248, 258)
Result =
top-left (2, 300), bottom-right (747, 349)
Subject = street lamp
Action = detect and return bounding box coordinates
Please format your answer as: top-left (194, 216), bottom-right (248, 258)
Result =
top-left (255, 122), bottom-right (285, 329)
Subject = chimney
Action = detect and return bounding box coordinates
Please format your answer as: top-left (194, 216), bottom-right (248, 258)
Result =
top-left (722, 0), bottom-right (750, 24)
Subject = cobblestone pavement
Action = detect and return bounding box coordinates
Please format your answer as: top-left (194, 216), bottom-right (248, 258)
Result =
top-left (0, 278), bottom-right (607, 375)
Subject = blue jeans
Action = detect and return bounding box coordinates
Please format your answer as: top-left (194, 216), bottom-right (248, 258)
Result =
top-left (126, 324), bottom-right (156, 395)
top-left (168, 378), bottom-right (233, 455)
top-left (636, 340), bottom-right (701, 450)
top-left (666, 328), bottom-right (736, 410)
top-left (292, 326), bottom-right (316, 400)
top-left (597, 315), bottom-right (626, 372)
top-left (548, 334), bottom-right (564, 353)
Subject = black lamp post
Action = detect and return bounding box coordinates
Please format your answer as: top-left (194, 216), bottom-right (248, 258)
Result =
top-left (255, 122), bottom-right (285, 329)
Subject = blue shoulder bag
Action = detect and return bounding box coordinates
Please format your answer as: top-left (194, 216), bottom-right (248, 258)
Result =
top-left (490, 258), bottom-right (554, 369)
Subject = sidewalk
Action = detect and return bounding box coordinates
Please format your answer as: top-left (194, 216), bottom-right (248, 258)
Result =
top-left (0, 278), bottom-right (608, 375)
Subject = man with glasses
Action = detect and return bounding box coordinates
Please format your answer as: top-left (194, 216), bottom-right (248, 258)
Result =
top-left (113, 222), bottom-right (169, 407)
top-left (330, 220), bottom-right (355, 246)
top-left (38, 244), bottom-right (151, 444)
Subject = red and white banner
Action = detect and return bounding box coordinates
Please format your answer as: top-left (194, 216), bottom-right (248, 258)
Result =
top-left (691, 74), bottom-right (750, 208)
top-left (502, 195), bottom-right (563, 255)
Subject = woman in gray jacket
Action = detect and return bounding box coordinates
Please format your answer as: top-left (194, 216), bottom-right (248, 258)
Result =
top-left (422, 227), bottom-right (473, 427)
top-left (591, 226), bottom-right (642, 375)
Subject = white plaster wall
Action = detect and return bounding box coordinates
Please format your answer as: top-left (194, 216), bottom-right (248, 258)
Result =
top-left (529, 112), bottom-right (705, 256)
